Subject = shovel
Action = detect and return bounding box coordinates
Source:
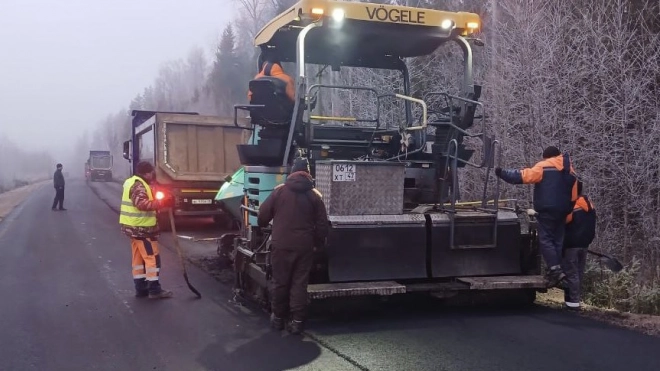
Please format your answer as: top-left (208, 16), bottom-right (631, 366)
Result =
top-left (587, 250), bottom-right (623, 272)
top-left (168, 208), bottom-right (202, 298)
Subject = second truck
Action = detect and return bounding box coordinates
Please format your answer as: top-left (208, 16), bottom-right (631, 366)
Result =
top-left (86, 150), bottom-right (113, 182)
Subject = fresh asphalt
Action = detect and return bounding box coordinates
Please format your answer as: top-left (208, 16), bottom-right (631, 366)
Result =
top-left (0, 179), bottom-right (659, 371)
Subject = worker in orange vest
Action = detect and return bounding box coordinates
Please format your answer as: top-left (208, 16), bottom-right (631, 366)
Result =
top-left (496, 146), bottom-right (578, 288)
top-left (247, 58), bottom-right (295, 103)
top-left (562, 181), bottom-right (596, 310)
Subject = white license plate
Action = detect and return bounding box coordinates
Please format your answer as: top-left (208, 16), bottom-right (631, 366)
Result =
top-left (191, 199), bottom-right (212, 205)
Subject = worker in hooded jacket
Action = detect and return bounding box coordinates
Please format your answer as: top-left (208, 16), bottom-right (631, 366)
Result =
top-left (247, 58), bottom-right (296, 103)
top-left (562, 181), bottom-right (596, 310)
top-left (495, 146), bottom-right (578, 288)
top-left (257, 158), bottom-right (329, 335)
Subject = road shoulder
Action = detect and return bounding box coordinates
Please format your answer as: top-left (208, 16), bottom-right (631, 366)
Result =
top-left (538, 289), bottom-right (660, 337)
top-left (0, 180), bottom-right (51, 222)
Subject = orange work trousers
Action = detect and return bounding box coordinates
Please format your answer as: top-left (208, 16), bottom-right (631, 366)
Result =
top-left (131, 237), bottom-right (162, 293)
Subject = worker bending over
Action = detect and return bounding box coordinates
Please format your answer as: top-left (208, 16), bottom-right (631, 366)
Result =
top-left (258, 158), bottom-right (329, 335)
top-left (562, 181), bottom-right (596, 310)
top-left (495, 146), bottom-right (578, 288)
top-left (119, 161), bottom-right (174, 299)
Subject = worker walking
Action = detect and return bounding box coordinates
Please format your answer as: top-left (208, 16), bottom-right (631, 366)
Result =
top-left (562, 181), bottom-right (596, 310)
top-left (119, 161), bottom-right (174, 299)
top-left (495, 146), bottom-right (578, 288)
top-left (257, 158), bottom-right (329, 334)
top-left (52, 163), bottom-right (66, 211)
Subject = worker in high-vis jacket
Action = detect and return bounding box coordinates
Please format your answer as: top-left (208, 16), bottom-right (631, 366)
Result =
top-left (562, 181), bottom-right (596, 310)
top-left (495, 146), bottom-right (578, 288)
top-left (119, 161), bottom-right (174, 299)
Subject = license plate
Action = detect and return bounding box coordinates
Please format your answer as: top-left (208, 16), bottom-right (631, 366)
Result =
top-left (191, 199), bottom-right (212, 205)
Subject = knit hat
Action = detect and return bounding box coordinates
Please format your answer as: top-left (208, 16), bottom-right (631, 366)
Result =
top-left (290, 157), bottom-right (310, 173)
top-left (136, 161), bottom-right (154, 176)
top-left (542, 146), bottom-right (561, 159)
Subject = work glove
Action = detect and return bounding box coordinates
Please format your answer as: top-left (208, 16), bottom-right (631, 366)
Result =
top-left (494, 167), bottom-right (502, 177)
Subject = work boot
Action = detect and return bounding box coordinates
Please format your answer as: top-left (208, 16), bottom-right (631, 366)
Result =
top-left (148, 290), bottom-right (173, 299)
top-left (564, 303), bottom-right (581, 312)
top-left (59, 208), bottom-right (67, 211)
top-left (270, 314), bottom-right (284, 331)
top-left (545, 266), bottom-right (566, 288)
top-left (287, 320), bottom-right (304, 335)
top-left (135, 290), bottom-right (149, 298)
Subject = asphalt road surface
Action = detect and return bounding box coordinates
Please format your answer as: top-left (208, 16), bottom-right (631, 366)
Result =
top-left (1, 179), bottom-right (659, 371)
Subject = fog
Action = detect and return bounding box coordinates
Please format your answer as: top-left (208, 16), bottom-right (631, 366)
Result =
top-left (0, 0), bottom-right (235, 190)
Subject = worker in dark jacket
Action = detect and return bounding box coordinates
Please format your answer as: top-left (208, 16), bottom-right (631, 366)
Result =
top-left (248, 59), bottom-right (295, 103)
top-left (495, 146), bottom-right (578, 288)
top-left (257, 158), bottom-right (329, 334)
top-left (562, 181), bottom-right (596, 310)
top-left (52, 163), bottom-right (66, 211)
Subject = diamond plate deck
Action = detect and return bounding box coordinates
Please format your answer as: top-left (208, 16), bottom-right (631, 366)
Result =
top-left (316, 160), bottom-right (405, 215)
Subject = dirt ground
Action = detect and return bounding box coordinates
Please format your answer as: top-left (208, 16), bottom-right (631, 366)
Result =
top-left (0, 180), bottom-right (50, 221)
top-left (538, 289), bottom-right (660, 337)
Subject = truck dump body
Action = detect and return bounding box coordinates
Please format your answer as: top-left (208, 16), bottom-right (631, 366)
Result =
top-left (128, 111), bottom-right (246, 220)
top-left (154, 113), bottom-right (243, 184)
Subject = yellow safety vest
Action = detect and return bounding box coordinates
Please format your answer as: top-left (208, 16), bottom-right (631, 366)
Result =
top-left (119, 176), bottom-right (157, 227)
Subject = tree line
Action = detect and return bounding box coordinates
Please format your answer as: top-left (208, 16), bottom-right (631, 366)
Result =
top-left (0, 135), bottom-right (55, 193)
top-left (75, 0), bottom-right (660, 313)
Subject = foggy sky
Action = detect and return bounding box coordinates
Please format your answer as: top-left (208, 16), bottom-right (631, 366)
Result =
top-left (0, 0), bottom-right (235, 160)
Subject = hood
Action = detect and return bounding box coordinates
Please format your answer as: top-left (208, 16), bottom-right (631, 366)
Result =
top-left (285, 171), bottom-right (314, 193)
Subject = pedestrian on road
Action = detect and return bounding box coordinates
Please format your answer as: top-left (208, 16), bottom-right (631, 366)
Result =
top-left (119, 161), bottom-right (174, 300)
top-left (495, 146), bottom-right (578, 288)
top-left (257, 157), bottom-right (329, 334)
top-left (562, 181), bottom-right (596, 310)
top-left (52, 163), bottom-right (66, 211)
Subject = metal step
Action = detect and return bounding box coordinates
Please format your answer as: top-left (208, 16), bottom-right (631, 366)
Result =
top-left (307, 281), bottom-right (406, 299)
top-left (456, 275), bottom-right (546, 290)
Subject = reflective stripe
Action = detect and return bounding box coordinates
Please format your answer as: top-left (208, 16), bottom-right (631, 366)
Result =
top-left (133, 274), bottom-right (147, 279)
top-left (565, 301), bottom-right (580, 308)
top-left (132, 265), bottom-right (145, 270)
top-left (121, 201), bottom-right (134, 206)
top-left (146, 277), bottom-right (159, 281)
top-left (146, 267), bottom-right (160, 273)
top-left (121, 210), bottom-right (156, 218)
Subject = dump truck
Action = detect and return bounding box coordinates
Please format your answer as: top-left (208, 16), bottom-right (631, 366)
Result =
top-left (122, 110), bottom-right (245, 230)
top-left (215, 0), bottom-right (546, 308)
top-left (87, 150), bottom-right (113, 182)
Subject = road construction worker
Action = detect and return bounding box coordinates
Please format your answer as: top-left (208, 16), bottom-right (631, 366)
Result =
top-left (257, 157), bottom-right (329, 334)
top-left (119, 161), bottom-right (174, 299)
top-left (562, 181), bottom-right (596, 310)
top-left (495, 146), bottom-right (578, 288)
top-left (51, 163), bottom-right (66, 211)
top-left (247, 58), bottom-right (295, 103)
